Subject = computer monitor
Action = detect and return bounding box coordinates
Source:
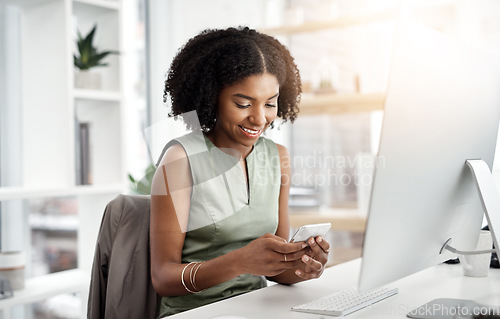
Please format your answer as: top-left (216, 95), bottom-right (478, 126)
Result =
top-left (359, 19), bottom-right (500, 291)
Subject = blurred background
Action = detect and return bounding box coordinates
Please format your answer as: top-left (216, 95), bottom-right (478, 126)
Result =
top-left (1, 0), bottom-right (500, 317)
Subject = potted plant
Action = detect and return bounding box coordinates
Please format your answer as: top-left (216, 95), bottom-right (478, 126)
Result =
top-left (128, 164), bottom-right (157, 195)
top-left (74, 24), bottom-right (118, 89)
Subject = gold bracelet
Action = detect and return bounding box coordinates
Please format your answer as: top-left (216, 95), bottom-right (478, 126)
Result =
top-left (192, 262), bottom-right (204, 292)
top-left (189, 262), bottom-right (199, 292)
top-left (181, 262), bottom-right (197, 293)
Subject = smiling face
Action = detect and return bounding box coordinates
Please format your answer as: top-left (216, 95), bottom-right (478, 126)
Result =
top-left (210, 72), bottom-right (279, 157)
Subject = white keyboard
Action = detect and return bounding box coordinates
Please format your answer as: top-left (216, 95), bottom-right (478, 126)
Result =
top-left (291, 286), bottom-right (398, 317)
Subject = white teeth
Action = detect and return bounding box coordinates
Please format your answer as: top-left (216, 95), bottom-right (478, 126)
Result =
top-left (240, 126), bottom-right (260, 134)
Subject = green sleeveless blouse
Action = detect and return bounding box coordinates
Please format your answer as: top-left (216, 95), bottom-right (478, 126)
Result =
top-left (159, 132), bottom-right (281, 316)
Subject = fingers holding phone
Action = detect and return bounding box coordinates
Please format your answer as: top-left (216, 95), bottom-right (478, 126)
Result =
top-left (290, 223), bottom-right (332, 280)
top-left (290, 223), bottom-right (331, 244)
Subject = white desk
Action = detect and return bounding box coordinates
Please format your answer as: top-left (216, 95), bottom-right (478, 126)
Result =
top-left (168, 258), bottom-right (500, 318)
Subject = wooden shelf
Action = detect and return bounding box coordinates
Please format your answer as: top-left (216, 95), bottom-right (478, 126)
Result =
top-left (0, 270), bottom-right (88, 309)
top-left (289, 208), bottom-right (367, 233)
top-left (299, 92), bottom-right (385, 115)
top-left (260, 11), bottom-right (395, 35)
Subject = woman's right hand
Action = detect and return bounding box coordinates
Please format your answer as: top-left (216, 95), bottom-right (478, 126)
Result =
top-left (236, 233), bottom-right (307, 277)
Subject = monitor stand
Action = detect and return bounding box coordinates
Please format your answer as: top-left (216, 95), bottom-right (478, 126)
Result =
top-left (412, 160), bottom-right (500, 319)
top-left (440, 159), bottom-right (500, 257)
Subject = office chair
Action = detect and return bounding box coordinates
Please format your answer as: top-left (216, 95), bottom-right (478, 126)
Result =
top-left (87, 194), bottom-right (160, 318)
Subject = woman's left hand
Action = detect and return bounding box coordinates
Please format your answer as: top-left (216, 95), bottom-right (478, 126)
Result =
top-left (294, 236), bottom-right (330, 279)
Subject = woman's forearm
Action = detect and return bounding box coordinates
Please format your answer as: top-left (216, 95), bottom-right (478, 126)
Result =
top-left (153, 248), bottom-right (243, 297)
top-left (153, 234), bottom-right (307, 296)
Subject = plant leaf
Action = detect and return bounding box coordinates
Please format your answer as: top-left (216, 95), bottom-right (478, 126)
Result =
top-left (74, 24), bottom-right (118, 70)
top-left (128, 173), bottom-right (136, 183)
top-left (82, 25), bottom-right (96, 55)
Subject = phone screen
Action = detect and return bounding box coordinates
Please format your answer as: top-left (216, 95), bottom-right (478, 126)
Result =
top-left (290, 223), bottom-right (331, 243)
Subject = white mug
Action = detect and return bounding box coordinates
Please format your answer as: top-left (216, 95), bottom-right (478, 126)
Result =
top-left (459, 230), bottom-right (492, 277)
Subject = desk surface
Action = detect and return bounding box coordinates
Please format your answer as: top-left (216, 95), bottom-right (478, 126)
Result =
top-left (168, 258), bottom-right (500, 319)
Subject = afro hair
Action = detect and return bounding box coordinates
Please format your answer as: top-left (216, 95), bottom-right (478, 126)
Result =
top-left (164, 26), bottom-right (301, 132)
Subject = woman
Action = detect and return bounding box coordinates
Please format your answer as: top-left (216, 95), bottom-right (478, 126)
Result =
top-left (150, 26), bottom-right (330, 317)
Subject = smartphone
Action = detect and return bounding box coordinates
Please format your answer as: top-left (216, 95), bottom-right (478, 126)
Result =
top-left (290, 223), bottom-right (332, 243)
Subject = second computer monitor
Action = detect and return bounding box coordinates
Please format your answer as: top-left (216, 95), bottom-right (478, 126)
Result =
top-left (359, 20), bottom-right (500, 291)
